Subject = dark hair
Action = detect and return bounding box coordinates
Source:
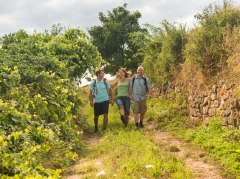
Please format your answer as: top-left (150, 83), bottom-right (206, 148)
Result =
top-left (119, 68), bottom-right (128, 78)
top-left (95, 69), bottom-right (104, 76)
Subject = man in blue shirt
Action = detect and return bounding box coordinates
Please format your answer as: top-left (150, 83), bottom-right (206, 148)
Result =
top-left (89, 69), bottom-right (113, 132)
top-left (130, 66), bottom-right (151, 128)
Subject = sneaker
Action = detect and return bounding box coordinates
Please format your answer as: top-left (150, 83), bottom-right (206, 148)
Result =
top-left (121, 115), bottom-right (126, 125)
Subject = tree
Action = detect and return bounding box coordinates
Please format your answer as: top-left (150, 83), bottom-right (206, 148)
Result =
top-left (184, 0), bottom-right (240, 76)
top-left (1, 26), bottom-right (103, 78)
top-left (142, 21), bottom-right (186, 84)
top-left (88, 3), bottom-right (147, 74)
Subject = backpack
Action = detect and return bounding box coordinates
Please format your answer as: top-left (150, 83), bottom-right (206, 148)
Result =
top-left (132, 75), bottom-right (148, 92)
top-left (93, 78), bottom-right (110, 97)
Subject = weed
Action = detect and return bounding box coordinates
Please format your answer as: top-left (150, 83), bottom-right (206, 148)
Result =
top-left (169, 145), bottom-right (180, 152)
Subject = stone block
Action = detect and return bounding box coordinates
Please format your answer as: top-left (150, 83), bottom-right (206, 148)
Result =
top-left (222, 91), bottom-right (229, 100)
top-left (209, 108), bottom-right (216, 117)
top-left (221, 117), bottom-right (228, 126)
top-left (203, 97), bottom-right (209, 106)
top-left (203, 117), bottom-right (210, 125)
top-left (222, 109), bottom-right (231, 117)
top-left (202, 106), bottom-right (209, 115)
top-left (210, 93), bottom-right (217, 100)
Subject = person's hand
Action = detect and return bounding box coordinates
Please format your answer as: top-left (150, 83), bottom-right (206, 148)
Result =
top-left (130, 96), bottom-right (134, 101)
top-left (110, 99), bottom-right (114, 106)
top-left (90, 100), bottom-right (94, 107)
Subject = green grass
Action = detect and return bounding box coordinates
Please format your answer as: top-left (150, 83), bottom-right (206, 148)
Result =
top-left (146, 95), bottom-right (240, 178)
top-left (70, 103), bottom-right (191, 178)
top-left (93, 129), bottom-right (190, 178)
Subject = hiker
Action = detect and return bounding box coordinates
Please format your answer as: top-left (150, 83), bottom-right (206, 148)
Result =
top-left (130, 66), bottom-right (151, 128)
top-left (127, 71), bottom-right (132, 79)
top-left (111, 68), bottom-right (130, 126)
top-left (89, 69), bottom-right (113, 132)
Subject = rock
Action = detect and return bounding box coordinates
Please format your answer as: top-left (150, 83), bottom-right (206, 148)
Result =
top-left (221, 117), bottom-right (228, 126)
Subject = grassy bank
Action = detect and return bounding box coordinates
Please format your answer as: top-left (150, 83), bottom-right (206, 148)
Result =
top-left (146, 95), bottom-right (240, 178)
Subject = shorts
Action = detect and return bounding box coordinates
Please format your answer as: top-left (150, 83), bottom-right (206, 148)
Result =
top-left (94, 100), bottom-right (109, 116)
top-left (131, 99), bottom-right (147, 114)
top-left (116, 96), bottom-right (130, 115)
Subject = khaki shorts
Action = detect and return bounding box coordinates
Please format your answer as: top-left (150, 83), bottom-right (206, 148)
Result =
top-left (131, 99), bottom-right (147, 114)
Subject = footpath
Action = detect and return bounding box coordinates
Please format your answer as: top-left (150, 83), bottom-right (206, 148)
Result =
top-left (64, 120), bottom-right (224, 179)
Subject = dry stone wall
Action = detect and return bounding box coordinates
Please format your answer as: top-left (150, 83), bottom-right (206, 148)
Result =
top-left (157, 81), bottom-right (240, 129)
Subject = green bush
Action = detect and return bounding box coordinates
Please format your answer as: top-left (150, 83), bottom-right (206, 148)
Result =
top-left (0, 26), bottom-right (101, 177)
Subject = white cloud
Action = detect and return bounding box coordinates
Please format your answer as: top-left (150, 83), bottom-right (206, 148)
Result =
top-left (0, 0), bottom-right (239, 36)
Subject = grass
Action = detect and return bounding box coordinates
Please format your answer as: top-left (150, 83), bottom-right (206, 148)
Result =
top-left (146, 94), bottom-right (240, 178)
top-left (66, 102), bottom-right (191, 178)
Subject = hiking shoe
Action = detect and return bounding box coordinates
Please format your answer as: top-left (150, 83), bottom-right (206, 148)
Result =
top-left (135, 123), bottom-right (139, 128)
top-left (139, 122), bottom-right (144, 128)
top-left (121, 115), bottom-right (126, 125)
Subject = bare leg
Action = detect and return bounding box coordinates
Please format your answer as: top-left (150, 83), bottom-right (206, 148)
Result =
top-left (133, 113), bottom-right (139, 123)
top-left (94, 116), bottom-right (99, 132)
top-left (119, 105), bottom-right (125, 116)
top-left (119, 105), bottom-right (126, 125)
top-left (125, 115), bottom-right (129, 126)
top-left (103, 113), bottom-right (108, 130)
top-left (134, 113), bottom-right (139, 127)
top-left (140, 113), bottom-right (145, 128)
top-left (140, 113), bottom-right (145, 122)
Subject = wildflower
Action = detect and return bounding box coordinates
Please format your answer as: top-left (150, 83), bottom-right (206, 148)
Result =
top-left (96, 170), bottom-right (106, 176)
top-left (145, 164), bottom-right (154, 169)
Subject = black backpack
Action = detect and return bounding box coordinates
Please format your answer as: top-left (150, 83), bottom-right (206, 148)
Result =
top-left (132, 75), bottom-right (148, 92)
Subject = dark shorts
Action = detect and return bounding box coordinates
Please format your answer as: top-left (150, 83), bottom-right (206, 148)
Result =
top-left (94, 100), bottom-right (109, 116)
top-left (116, 96), bottom-right (130, 115)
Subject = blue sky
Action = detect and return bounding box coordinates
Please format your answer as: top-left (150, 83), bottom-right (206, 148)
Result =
top-left (0, 0), bottom-right (240, 36)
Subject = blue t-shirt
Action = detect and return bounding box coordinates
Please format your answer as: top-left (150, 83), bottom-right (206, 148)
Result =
top-left (90, 79), bottom-right (111, 103)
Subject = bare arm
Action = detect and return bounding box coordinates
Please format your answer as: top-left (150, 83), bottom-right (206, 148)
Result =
top-left (109, 88), bottom-right (113, 105)
top-left (89, 90), bottom-right (94, 107)
top-left (129, 81), bottom-right (133, 100)
top-left (111, 78), bottom-right (119, 89)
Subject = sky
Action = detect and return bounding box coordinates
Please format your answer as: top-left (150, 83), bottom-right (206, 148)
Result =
top-left (0, 0), bottom-right (240, 37)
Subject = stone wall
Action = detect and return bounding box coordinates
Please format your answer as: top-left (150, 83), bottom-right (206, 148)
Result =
top-left (156, 81), bottom-right (240, 129)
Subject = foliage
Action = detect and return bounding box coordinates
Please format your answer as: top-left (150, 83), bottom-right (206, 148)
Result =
top-left (1, 27), bottom-right (103, 78)
top-left (185, 118), bottom-right (240, 177)
top-left (142, 21), bottom-right (186, 84)
top-left (0, 26), bottom-right (98, 177)
top-left (183, 0), bottom-right (240, 77)
top-left (88, 3), bottom-right (148, 74)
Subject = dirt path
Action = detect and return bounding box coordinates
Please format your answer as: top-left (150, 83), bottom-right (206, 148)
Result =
top-left (64, 121), bottom-right (225, 179)
top-left (63, 133), bottom-right (103, 179)
top-left (145, 121), bottom-right (225, 179)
